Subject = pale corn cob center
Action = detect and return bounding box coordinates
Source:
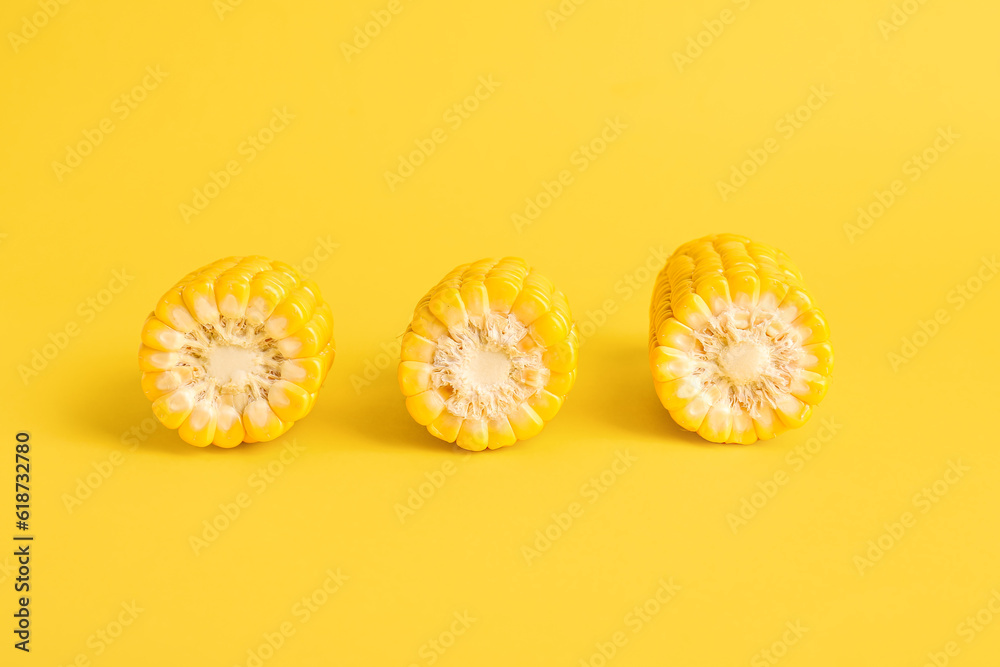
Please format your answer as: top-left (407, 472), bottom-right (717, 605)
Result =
top-left (432, 312), bottom-right (548, 420)
top-left (180, 319), bottom-right (282, 414)
top-left (689, 308), bottom-right (800, 418)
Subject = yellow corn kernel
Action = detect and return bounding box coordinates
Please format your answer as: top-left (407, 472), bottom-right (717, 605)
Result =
top-left (545, 370), bottom-right (576, 396)
top-left (529, 311), bottom-right (570, 347)
top-left (669, 394), bottom-right (712, 432)
top-left (264, 286), bottom-right (316, 339)
top-left (483, 274), bottom-right (522, 314)
top-left (216, 275), bottom-right (251, 319)
top-left (774, 394), bottom-right (812, 429)
top-left (245, 272), bottom-right (288, 325)
top-left (151, 389), bottom-right (195, 430)
top-left (698, 402), bottom-right (734, 443)
top-left (276, 305), bottom-right (332, 358)
top-left (399, 258), bottom-right (578, 450)
top-left (429, 287), bottom-right (469, 330)
top-left (182, 279), bottom-right (221, 326)
top-left (487, 416), bottom-right (518, 450)
top-left (155, 286), bottom-right (198, 333)
top-left (319, 345), bottom-right (335, 373)
top-left (649, 347), bottom-right (695, 383)
top-left (397, 361), bottom-right (433, 397)
top-left (428, 411), bottom-right (464, 443)
top-left (267, 380), bottom-right (312, 422)
top-left (243, 399), bottom-right (286, 441)
top-left (670, 293), bottom-right (713, 330)
top-left (729, 412), bottom-right (758, 445)
top-left (790, 370), bottom-right (830, 406)
top-left (543, 333), bottom-right (579, 374)
top-left (405, 388), bottom-right (448, 426)
top-left (411, 303), bottom-right (449, 339)
top-left (138, 345), bottom-right (179, 372)
top-left (213, 406), bottom-right (245, 448)
top-left (400, 332), bottom-right (436, 363)
top-left (655, 375), bottom-right (703, 411)
top-left (460, 280), bottom-right (490, 320)
top-left (649, 234), bottom-right (833, 444)
top-left (511, 287), bottom-right (551, 326)
top-left (457, 418), bottom-right (489, 451)
top-left (140, 317), bottom-right (186, 352)
top-left (694, 273), bottom-right (732, 316)
top-left (178, 402), bottom-right (218, 447)
top-left (140, 368), bottom-right (193, 401)
top-left (279, 357), bottom-right (325, 393)
top-left (527, 390), bottom-right (563, 422)
top-left (801, 341), bottom-right (834, 375)
top-left (138, 256), bottom-right (335, 447)
top-left (507, 403), bottom-right (545, 440)
top-left (655, 318), bottom-right (698, 354)
top-left (725, 268), bottom-right (761, 309)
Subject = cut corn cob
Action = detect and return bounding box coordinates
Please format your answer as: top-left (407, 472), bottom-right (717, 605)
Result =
top-left (399, 258), bottom-right (578, 451)
top-left (649, 234), bottom-right (833, 444)
top-left (139, 256), bottom-right (335, 447)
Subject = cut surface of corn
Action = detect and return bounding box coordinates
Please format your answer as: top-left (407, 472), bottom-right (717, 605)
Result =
top-left (649, 234), bottom-right (833, 444)
top-left (399, 257), bottom-right (578, 451)
top-left (139, 256), bottom-right (335, 447)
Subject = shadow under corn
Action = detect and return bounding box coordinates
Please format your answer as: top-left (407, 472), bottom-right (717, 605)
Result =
top-left (571, 335), bottom-right (727, 448)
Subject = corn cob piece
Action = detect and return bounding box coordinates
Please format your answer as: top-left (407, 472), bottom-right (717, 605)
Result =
top-left (399, 258), bottom-right (578, 451)
top-left (139, 256), bottom-right (335, 447)
top-left (649, 234), bottom-right (832, 444)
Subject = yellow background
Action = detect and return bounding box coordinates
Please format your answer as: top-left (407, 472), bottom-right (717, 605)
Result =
top-left (2, 0), bottom-right (999, 665)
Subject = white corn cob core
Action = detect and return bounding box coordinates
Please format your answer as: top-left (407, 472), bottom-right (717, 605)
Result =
top-left (432, 312), bottom-right (548, 421)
